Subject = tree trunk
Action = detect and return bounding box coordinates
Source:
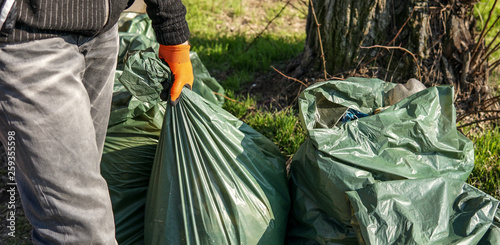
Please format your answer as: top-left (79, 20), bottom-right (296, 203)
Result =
top-left (300, 0), bottom-right (494, 118)
top-left (302, 0), bottom-right (400, 75)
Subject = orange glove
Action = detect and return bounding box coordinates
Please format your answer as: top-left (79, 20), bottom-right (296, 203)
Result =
top-left (158, 43), bottom-right (194, 105)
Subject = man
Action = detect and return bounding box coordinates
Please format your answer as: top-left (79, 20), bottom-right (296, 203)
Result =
top-left (0, 0), bottom-right (193, 243)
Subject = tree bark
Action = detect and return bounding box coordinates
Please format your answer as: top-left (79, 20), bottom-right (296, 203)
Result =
top-left (302, 0), bottom-right (435, 78)
top-left (300, 0), bottom-right (494, 117)
top-left (302, 0), bottom-right (396, 74)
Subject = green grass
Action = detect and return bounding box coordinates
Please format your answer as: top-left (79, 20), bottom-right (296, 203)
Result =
top-left (466, 127), bottom-right (500, 199)
top-left (184, 0), bottom-right (306, 38)
top-left (222, 90), bottom-right (257, 119)
top-left (468, 1), bottom-right (500, 198)
top-left (223, 90), bottom-right (306, 157)
top-left (184, 0), bottom-right (307, 91)
top-left (474, 0), bottom-right (500, 85)
top-left (244, 108), bottom-right (305, 157)
top-left (190, 34), bottom-right (304, 91)
top-left (474, 0), bottom-right (500, 55)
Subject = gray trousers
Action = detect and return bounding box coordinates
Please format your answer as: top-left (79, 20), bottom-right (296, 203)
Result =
top-left (0, 26), bottom-right (119, 244)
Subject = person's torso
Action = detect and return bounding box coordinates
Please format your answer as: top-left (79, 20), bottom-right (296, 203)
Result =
top-left (0, 0), bottom-right (133, 43)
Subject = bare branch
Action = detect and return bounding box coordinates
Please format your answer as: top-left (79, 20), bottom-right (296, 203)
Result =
top-left (484, 95), bottom-right (500, 108)
top-left (458, 110), bottom-right (500, 121)
top-left (271, 66), bottom-right (309, 87)
top-left (388, 8), bottom-right (415, 46)
top-left (360, 45), bottom-right (422, 80)
top-left (471, 0), bottom-right (498, 65)
top-left (288, 0), bottom-right (307, 16)
top-left (470, 16), bottom-right (500, 74)
top-left (482, 14), bottom-right (500, 45)
top-left (309, 0), bottom-right (328, 80)
top-left (490, 59), bottom-right (500, 71)
top-left (213, 92), bottom-right (244, 105)
top-left (242, 0), bottom-right (292, 54)
top-left (458, 117), bottom-right (500, 128)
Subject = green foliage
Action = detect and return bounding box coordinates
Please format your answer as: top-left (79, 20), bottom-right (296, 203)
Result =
top-left (184, 0), bottom-right (306, 91)
top-left (222, 90), bottom-right (257, 119)
top-left (467, 127), bottom-right (500, 199)
top-left (184, 0), bottom-right (306, 38)
top-left (184, 0), bottom-right (244, 36)
top-left (223, 70), bottom-right (253, 92)
top-left (223, 91), bottom-right (306, 157)
top-left (244, 108), bottom-right (306, 157)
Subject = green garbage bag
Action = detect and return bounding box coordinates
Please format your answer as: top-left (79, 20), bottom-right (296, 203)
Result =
top-left (142, 84), bottom-right (290, 244)
top-left (287, 78), bottom-right (476, 244)
top-left (346, 177), bottom-right (499, 244)
top-left (101, 80), bottom-right (165, 245)
top-left (116, 13), bottom-right (157, 70)
top-left (101, 48), bottom-right (224, 243)
top-left (112, 15), bottom-right (290, 244)
top-left (118, 13), bottom-right (156, 40)
top-left (479, 209), bottom-right (500, 245)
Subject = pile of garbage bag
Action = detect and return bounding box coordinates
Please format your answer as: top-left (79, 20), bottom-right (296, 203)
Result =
top-left (287, 78), bottom-right (500, 244)
top-left (101, 13), bottom-right (500, 244)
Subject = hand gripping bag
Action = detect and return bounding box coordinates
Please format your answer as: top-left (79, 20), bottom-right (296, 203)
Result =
top-left (101, 45), bottom-right (224, 244)
top-left (108, 46), bottom-right (290, 243)
top-left (115, 13), bottom-right (224, 106)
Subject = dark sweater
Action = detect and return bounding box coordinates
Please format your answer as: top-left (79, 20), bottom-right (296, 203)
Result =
top-left (0, 0), bottom-right (190, 45)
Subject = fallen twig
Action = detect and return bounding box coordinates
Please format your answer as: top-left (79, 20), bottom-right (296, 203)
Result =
top-left (484, 95), bottom-right (500, 108)
top-left (271, 66), bottom-right (308, 87)
top-left (213, 92), bottom-right (244, 105)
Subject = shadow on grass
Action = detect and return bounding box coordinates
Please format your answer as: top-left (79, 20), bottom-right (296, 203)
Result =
top-left (189, 33), bottom-right (304, 92)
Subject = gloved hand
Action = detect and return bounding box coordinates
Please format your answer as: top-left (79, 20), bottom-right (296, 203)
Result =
top-left (158, 43), bottom-right (194, 105)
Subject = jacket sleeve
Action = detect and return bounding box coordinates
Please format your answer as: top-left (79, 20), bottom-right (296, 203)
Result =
top-left (144, 0), bottom-right (190, 45)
